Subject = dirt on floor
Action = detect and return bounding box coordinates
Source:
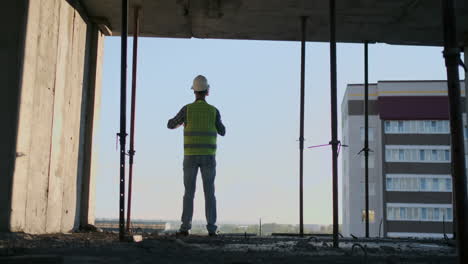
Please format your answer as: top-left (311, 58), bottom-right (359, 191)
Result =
top-left (0, 231), bottom-right (458, 263)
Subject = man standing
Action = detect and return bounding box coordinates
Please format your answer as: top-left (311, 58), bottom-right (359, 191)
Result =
top-left (167, 75), bottom-right (226, 236)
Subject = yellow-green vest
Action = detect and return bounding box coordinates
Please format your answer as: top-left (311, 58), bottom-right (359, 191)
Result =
top-left (184, 100), bottom-right (217, 155)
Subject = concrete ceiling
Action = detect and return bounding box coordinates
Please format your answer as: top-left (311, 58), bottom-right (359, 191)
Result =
top-left (81, 0), bottom-right (468, 46)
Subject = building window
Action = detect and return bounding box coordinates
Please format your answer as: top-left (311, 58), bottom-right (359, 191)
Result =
top-left (387, 204), bottom-right (452, 222)
top-left (385, 146), bottom-right (450, 163)
top-left (434, 208), bottom-right (440, 220)
top-left (432, 179), bottom-right (439, 191)
top-left (447, 208), bottom-right (453, 220)
top-left (400, 208), bottom-right (407, 219)
top-left (445, 179), bottom-right (452, 191)
top-left (398, 121), bottom-right (404, 132)
top-left (420, 178), bottom-right (427, 190)
top-left (421, 208), bottom-right (427, 220)
top-left (386, 178), bottom-right (393, 189)
top-left (384, 120), bottom-right (449, 134)
top-left (386, 174), bottom-right (452, 192)
top-left (361, 210), bottom-right (375, 223)
top-left (385, 121), bottom-right (391, 132)
top-left (424, 121), bottom-right (431, 132)
top-left (419, 150), bottom-right (425, 161)
top-left (409, 207), bottom-right (419, 220)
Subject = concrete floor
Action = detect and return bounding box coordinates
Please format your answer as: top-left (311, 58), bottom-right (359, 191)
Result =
top-left (0, 232), bottom-right (457, 263)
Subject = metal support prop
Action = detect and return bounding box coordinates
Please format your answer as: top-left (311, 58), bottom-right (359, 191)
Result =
top-left (329, 0), bottom-right (339, 248)
top-left (441, 1), bottom-right (468, 263)
top-left (299, 16), bottom-right (307, 237)
top-left (118, 0), bottom-right (128, 241)
top-left (259, 218), bottom-right (262, 236)
top-left (364, 41), bottom-right (370, 238)
top-left (126, 6), bottom-right (140, 232)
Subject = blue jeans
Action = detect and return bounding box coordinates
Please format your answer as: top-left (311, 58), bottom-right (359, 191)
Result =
top-left (180, 155), bottom-right (217, 233)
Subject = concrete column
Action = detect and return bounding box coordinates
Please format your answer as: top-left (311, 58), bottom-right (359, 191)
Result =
top-left (2, 0), bottom-right (105, 234)
top-left (79, 24), bottom-right (104, 227)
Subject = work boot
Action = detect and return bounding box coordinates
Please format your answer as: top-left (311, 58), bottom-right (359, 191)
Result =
top-left (208, 232), bottom-right (217, 237)
top-left (176, 230), bottom-right (189, 237)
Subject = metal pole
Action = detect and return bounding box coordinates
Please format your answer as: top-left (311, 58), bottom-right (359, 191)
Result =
top-left (126, 6), bottom-right (140, 233)
top-left (118, 0), bottom-right (128, 241)
top-left (259, 218), bottom-right (262, 236)
top-left (329, 0), bottom-right (339, 248)
top-left (441, 1), bottom-right (468, 263)
top-left (364, 41), bottom-right (370, 238)
top-left (299, 16), bottom-right (307, 237)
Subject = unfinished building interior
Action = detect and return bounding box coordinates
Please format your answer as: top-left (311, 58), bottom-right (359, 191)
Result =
top-left (1, 0), bottom-right (468, 263)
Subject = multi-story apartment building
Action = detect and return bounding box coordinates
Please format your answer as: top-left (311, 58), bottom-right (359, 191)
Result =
top-left (341, 80), bottom-right (466, 238)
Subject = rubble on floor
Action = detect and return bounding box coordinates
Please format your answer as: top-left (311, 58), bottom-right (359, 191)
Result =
top-left (0, 232), bottom-right (457, 263)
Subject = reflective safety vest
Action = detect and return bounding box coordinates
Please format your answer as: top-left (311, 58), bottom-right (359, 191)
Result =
top-left (184, 100), bottom-right (217, 155)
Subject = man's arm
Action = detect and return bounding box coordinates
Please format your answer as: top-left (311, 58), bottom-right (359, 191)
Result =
top-left (215, 109), bottom-right (226, 136)
top-left (167, 106), bottom-right (186, 129)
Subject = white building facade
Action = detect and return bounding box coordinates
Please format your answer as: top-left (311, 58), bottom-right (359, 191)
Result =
top-left (341, 80), bottom-right (466, 238)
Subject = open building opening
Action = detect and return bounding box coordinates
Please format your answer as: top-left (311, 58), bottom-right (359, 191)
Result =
top-left (93, 36), bottom-right (464, 236)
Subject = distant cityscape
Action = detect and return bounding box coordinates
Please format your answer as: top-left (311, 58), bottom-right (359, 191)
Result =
top-left (95, 218), bottom-right (339, 235)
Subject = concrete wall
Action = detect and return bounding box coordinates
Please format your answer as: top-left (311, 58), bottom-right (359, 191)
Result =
top-left (1, 0), bottom-right (104, 234)
top-left (0, 0), bottom-right (29, 231)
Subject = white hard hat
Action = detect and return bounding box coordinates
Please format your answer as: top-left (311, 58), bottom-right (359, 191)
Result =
top-left (191, 75), bottom-right (210, 92)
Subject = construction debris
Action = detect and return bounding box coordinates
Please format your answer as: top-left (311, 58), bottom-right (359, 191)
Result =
top-left (0, 232), bottom-right (456, 263)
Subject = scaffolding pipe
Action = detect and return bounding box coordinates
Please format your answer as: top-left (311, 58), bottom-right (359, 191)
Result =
top-left (329, 0), bottom-right (339, 248)
top-left (364, 41), bottom-right (369, 238)
top-left (441, 1), bottom-right (468, 263)
top-left (299, 16), bottom-right (307, 237)
top-left (126, 6), bottom-right (140, 232)
top-left (118, 0), bottom-right (128, 241)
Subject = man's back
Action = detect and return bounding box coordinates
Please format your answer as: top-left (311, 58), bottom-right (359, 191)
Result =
top-left (167, 100), bottom-right (226, 145)
top-left (184, 100), bottom-right (218, 156)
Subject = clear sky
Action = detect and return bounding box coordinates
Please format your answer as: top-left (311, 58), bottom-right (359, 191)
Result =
top-left (95, 36), bottom-right (465, 225)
